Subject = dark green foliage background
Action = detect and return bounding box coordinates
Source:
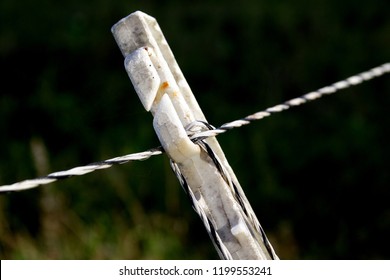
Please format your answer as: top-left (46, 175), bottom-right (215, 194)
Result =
top-left (0, 0), bottom-right (389, 259)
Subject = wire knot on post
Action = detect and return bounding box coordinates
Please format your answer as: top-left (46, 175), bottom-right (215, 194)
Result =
top-left (185, 120), bottom-right (216, 142)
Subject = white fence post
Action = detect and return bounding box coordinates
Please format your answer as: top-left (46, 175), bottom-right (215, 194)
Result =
top-left (111, 11), bottom-right (278, 260)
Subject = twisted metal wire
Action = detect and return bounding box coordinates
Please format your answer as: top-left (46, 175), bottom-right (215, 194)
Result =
top-left (0, 147), bottom-right (163, 192)
top-left (190, 62), bottom-right (390, 141)
top-left (0, 62), bottom-right (389, 193)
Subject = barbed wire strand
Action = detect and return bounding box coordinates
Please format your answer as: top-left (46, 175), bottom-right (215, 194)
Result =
top-left (0, 62), bottom-right (389, 193)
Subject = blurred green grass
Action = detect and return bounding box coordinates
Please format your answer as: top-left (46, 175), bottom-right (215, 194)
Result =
top-left (0, 0), bottom-right (389, 259)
